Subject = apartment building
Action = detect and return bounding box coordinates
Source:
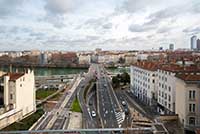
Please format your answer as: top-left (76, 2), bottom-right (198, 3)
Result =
top-left (175, 73), bottom-right (200, 130)
top-left (130, 62), bottom-right (158, 106)
top-left (157, 64), bottom-right (200, 114)
top-left (78, 54), bottom-right (91, 65)
top-left (0, 69), bottom-right (36, 129)
top-left (157, 66), bottom-right (176, 114)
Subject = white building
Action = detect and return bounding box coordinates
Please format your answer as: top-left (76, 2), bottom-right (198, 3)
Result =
top-left (0, 69), bottom-right (36, 129)
top-left (175, 73), bottom-right (200, 131)
top-left (125, 55), bottom-right (137, 65)
top-left (78, 54), bottom-right (91, 65)
top-left (130, 62), bottom-right (158, 106)
top-left (98, 53), bottom-right (120, 64)
top-left (157, 67), bottom-right (176, 114)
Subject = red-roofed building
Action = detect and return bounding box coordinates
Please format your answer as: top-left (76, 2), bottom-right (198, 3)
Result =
top-left (175, 73), bottom-right (200, 131)
top-left (130, 62), bottom-right (160, 106)
top-left (0, 69), bottom-right (35, 129)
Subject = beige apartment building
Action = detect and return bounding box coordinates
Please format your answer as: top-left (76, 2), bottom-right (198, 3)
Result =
top-left (0, 69), bottom-right (36, 129)
top-left (175, 73), bottom-right (200, 131)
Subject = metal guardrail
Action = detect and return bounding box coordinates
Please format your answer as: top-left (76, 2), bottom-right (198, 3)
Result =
top-left (0, 128), bottom-right (155, 134)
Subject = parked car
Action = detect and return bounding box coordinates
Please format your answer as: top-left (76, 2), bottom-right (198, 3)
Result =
top-left (121, 101), bottom-right (126, 106)
top-left (91, 111), bottom-right (96, 117)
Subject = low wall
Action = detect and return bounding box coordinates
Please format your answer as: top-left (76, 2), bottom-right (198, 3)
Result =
top-left (0, 110), bottom-right (23, 129)
top-left (158, 114), bottom-right (179, 121)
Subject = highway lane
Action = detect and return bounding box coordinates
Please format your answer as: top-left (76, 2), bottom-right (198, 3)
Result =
top-left (77, 65), bottom-right (99, 129)
top-left (115, 90), bottom-right (133, 128)
top-left (31, 75), bottom-right (82, 130)
top-left (96, 64), bottom-right (123, 128)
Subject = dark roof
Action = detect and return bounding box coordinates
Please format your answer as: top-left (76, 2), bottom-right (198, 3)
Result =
top-left (8, 73), bottom-right (24, 81)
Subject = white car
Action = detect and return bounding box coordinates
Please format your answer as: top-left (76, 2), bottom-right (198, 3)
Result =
top-left (122, 101), bottom-right (126, 106)
top-left (91, 111), bottom-right (96, 117)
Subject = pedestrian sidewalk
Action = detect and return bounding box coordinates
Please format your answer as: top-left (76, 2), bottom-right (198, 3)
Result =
top-left (67, 112), bottom-right (82, 129)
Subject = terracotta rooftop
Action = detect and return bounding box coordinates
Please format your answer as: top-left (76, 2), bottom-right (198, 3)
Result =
top-left (159, 64), bottom-right (200, 73)
top-left (8, 73), bottom-right (24, 81)
top-left (133, 62), bottom-right (160, 71)
top-left (176, 73), bottom-right (200, 81)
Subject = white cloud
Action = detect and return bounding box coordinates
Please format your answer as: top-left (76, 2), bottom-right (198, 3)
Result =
top-left (0, 0), bottom-right (200, 50)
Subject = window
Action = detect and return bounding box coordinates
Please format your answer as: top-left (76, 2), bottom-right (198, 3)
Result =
top-left (165, 85), bottom-right (167, 90)
top-left (152, 80), bottom-right (155, 83)
top-left (189, 117), bottom-right (195, 125)
top-left (165, 101), bottom-right (167, 106)
top-left (189, 90), bottom-right (195, 100)
top-left (10, 94), bottom-right (13, 100)
top-left (168, 86), bottom-right (171, 92)
top-left (168, 95), bottom-right (171, 101)
top-left (193, 91), bottom-right (195, 99)
top-left (20, 84), bottom-right (22, 87)
top-left (165, 93), bottom-right (167, 99)
top-left (165, 77), bottom-right (167, 82)
top-left (189, 104), bottom-right (195, 113)
top-left (168, 104), bottom-right (171, 109)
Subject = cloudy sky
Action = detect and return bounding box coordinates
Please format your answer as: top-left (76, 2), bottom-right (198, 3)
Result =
top-left (0, 0), bottom-right (200, 51)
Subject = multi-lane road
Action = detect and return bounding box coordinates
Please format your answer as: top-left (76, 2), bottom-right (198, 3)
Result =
top-left (96, 64), bottom-right (124, 128)
top-left (31, 75), bottom-right (83, 130)
top-left (32, 63), bottom-right (153, 132)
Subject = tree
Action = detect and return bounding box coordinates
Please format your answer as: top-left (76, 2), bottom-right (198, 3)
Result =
top-left (121, 72), bottom-right (130, 85)
top-left (112, 76), bottom-right (120, 88)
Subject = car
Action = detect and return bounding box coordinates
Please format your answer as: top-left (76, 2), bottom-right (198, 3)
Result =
top-left (124, 108), bottom-right (129, 115)
top-left (121, 101), bottom-right (126, 106)
top-left (91, 111), bottom-right (96, 117)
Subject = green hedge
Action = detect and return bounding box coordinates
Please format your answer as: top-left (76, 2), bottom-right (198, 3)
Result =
top-left (2, 108), bottom-right (44, 131)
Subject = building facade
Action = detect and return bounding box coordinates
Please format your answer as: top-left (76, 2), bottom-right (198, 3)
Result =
top-left (157, 68), bottom-right (176, 114)
top-left (0, 69), bottom-right (36, 129)
top-left (191, 36), bottom-right (197, 50)
top-left (130, 62), bottom-right (157, 106)
top-left (169, 44), bottom-right (174, 51)
top-left (197, 39), bottom-right (200, 50)
top-left (175, 73), bottom-right (200, 131)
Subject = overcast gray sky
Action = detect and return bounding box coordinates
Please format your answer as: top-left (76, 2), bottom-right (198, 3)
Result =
top-left (0, 0), bottom-right (200, 51)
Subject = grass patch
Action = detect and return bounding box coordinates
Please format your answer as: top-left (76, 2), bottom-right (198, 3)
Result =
top-left (36, 89), bottom-right (57, 100)
top-left (2, 108), bottom-right (44, 131)
top-left (71, 97), bottom-right (82, 113)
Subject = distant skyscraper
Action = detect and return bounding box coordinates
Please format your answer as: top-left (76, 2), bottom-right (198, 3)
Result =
top-left (169, 44), bottom-right (174, 50)
top-left (191, 35), bottom-right (197, 50)
top-left (40, 52), bottom-right (48, 65)
top-left (197, 39), bottom-right (200, 50)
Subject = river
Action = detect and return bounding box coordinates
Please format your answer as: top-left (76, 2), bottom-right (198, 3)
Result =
top-left (0, 66), bottom-right (130, 76)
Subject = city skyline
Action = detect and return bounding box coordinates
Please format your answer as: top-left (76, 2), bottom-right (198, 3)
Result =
top-left (0, 0), bottom-right (200, 51)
